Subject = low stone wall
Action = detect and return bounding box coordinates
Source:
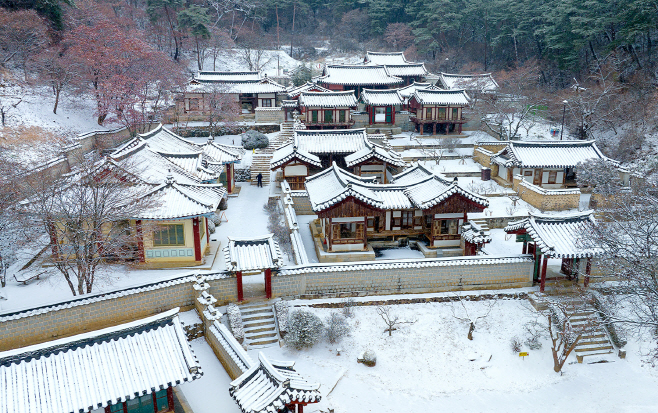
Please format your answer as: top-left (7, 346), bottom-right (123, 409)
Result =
top-left (352, 112), bottom-right (413, 132)
top-left (271, 255), bottom-right (534, 298)
top-left (473, 146), bottom-right (494, 168)
top-left (513, 175), bottom-right (581, 211)
top-left (0, 272), bottom-right (237, 351)
top-left (255, 107), bottom-right (285, 124)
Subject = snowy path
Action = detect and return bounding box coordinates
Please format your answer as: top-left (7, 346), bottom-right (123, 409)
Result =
top-left (180, 338), bottom-right (241, 413)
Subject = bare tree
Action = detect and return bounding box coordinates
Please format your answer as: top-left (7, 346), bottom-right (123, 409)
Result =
top-left (0, 8), bottom-right (48, 80)
top-left (19, 154), bottom-right (156, 296)
top-left (479, 61), bottom-right (545, 141)
top-left (204, 84), bottom-right (240, 135)
top-left (450, 295), bottom-right (496, 340)
top-left (33, 47), bottom-right (79, 115)
top-left (377, 305), bottom-right (416, 336)
top-left (544, 300), bottom-right (588, 372)
top-left (236, 30), bottom-right (275, 72)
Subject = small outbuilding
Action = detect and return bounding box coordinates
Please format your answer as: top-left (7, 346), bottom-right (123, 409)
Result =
top-left (224, 234), bottom-right (282, 301)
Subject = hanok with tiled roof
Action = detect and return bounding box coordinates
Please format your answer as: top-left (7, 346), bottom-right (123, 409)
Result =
top-left (128, 173), bottom-right (225, 264)
top-left (408, 89), bottom-right (469, 135)
top-left (488, 140), bottom-right (626, 189)
top-left (436, 72), bottom-right (499, 94)
top-left (316, 64), bottom-right (403, 95)
top-left (505, 211), bottom-right (601, 291)
top-left (270, 129), bottom-right (405, 189)
top-left (360, 89), bottom-right (404, 126)
top-left (305, 162), bottom-right (488, 253)
top-left (297, 90), bottom-right (357, 129)
top-left (363, 51), bottom-right (429, 85)
top-left (287, 81), bottom-right (332, 99)
top-left (223, 234), bottom-right (282, 300)
top-left (0, 308), bottom-right (202, 413)
top-left (177, 71), bottom-right (287, 117)
top-left (230, 352), bottom-right (321, 413)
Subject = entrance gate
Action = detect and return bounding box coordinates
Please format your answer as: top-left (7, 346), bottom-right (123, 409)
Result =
top-left (224, 234), bottom-right (282, 302)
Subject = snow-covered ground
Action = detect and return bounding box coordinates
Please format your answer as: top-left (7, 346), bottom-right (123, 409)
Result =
top-left (200, 49), bottom-right (302, 79)
top-left (255, 298), bottom-right (658, 413)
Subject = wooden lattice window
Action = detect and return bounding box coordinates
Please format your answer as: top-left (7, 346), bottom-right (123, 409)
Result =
top-left (286, 176), bottom-right (305, 191)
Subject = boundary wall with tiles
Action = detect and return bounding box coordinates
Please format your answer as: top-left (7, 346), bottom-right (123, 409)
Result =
top-left (0, 273), bottom-right (237, 352)
top-left (1, 255), bottom-right (533, 351)
top-left (271, 255), bottom-right (534, 298)
top-left (513, 175), bottom-right (581, 211)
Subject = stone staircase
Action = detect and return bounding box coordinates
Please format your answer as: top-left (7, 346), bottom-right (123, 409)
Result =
top-left (569, 304), bottom-right (614, 359)
top-left (239, 301), bottom-right (279, 348)
top-left (250, 122), bottom-right (294, 186)
top-left (469, 218), bottom-right (490, 234)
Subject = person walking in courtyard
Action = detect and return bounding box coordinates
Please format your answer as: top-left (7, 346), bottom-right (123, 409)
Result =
top-left (257, 172), bottom-right (263, 187)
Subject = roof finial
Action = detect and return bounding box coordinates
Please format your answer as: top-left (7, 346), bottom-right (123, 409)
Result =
top-left (166, 168), bottom-right (175, 185)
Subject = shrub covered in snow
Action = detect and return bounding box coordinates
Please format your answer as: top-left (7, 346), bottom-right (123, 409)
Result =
top-left (342, 297), bottom-right (356, 318)
top-left (274, 300), bottom-right (289, 334)
top-left (325, 312), bottom-right (351, 344)
top-left (523, 320), bottom-right (544, 350)
top-left (208, 220), bottom-right (216, 234)
top-left (359, 349), bottom-right (377, 367)
top-left (284, 309), bottom-right (324, 350)
top-left (227, 303), bottom-right (244, 343)
top-left (241, 130), bottom-right (269, 150)
top-left (510, 337), bottom-right (522, 353)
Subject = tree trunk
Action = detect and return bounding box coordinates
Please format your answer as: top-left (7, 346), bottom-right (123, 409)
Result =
top-left (53, 87), bottom-right (60, 114)
top-left (467, 322), bottom-right (475, 340)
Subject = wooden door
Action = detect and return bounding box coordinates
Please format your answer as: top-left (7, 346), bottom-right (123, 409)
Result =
top-left (385, 106), bottom-right (392, 123)
top-left (533, 169), bottom-right (542, 186)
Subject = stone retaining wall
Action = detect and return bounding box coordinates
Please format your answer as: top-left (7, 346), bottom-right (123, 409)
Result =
top-left (271, 256), bottom-right (534, 298)
top-left (0, 273), bottom-right (237, 352)
top-left (513, 175), bottom-right (581, 211)
top-left (255, 107), bottom-right (285, 124)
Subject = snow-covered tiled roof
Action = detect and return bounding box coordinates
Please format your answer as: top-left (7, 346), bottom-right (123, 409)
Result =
top-left (159, 152), bottom-right (218, 182)
top-left (138, 124), bottom-right (200, 154)
top-left (194, 71), bottom-right (261, 82)
top-left (230, 352), bottom-right (321, 413)
top-left (293, 129), bottom-right (370, 154)
top-left (504, 211), bottom-right (601, 258)
top-left (318, 64), bottom-right (403, 86)
top-left (364, 51), bottom-right (412, 65)
top-left (344, 142), bottom-right (406, 168)
top-left (281, 100), bottom-right (299, 108)
top-left (202, 141), bottom-right (243, 165)
top-left (224, 234), bottom-right (283, 272)
top-left (390, 162), bottom-right (436, 185)
top-left (132, 179), bottom-right (225, 220)
top-left (305, 162), bottom-right (488, 212)
top-left (438, 73), bottom-right (499, 92)
top-left (383, 63), bottom-right (428, 77)
top-left (0, 308), bottom-right (202, 413)
top-left (397, 82), bottom-right (433, 99)
top-left (270, 143), bottom-right (322, 169)
top-left (298, 90), bottom-right (358, 108)
top-left (491, 140), bottom-right (613, 169)
top-left (287, 82), bottom-right (331, 99)
top-left (411, 89), bottom-right (470, 106)
top-left (360, 89), bottom-right (404, 106)
top-left (189, 77), bottom-right (287, 94)
top-left (462, 221), bottom-right (492, 244)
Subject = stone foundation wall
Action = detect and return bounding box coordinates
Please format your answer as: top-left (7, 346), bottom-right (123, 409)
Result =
top-left (234, 168), bottom-right (251, 182)
top-left (271, 256), bottom-right (534, 298)
top-left (255, 107), bottom-right (285, 124)
top-left (352, 112), bottom-right (413, 131)
top-left (513, 176), bottom-right (580, 211)
top-left (0, 273), bottom-right (237, 351)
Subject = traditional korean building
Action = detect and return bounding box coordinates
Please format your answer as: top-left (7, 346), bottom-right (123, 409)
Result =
top-left (434, 72), bottom-right (499, 95)
top-left (363, 51), bottom-right (429, 85)
top-left (230, 352), bottom-right (321, 413)
top-left (305, 162), bottom-right (488, 253)
top-left (297, 90), bottom-right (358, 129)
top-left (176, 71), bottom-right (287, 117)
top-left (360, 89), bottom-right (404, 126)
top-left (129, 175), bottom-right (225, 266)
top-left (316, 64), bottom-right (403, 95)
top-left (223, 234), bottom-right (282, 301)
top-left (270, 129), bottom-right (405, 189)
top-left (287, 81), bottom-right (332, 99)
top-left (486, 140), bottom-right (627, 189)
top-left (408, 89), bottom-right (469, 135)
top-left (505, 211), bottom-right (602, 291)
top-left (396, 81), bottom-right (433, 110)
top-left (0, 309), bottom-right (202, 413)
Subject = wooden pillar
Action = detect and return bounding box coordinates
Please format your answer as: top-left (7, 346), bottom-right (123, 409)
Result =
top-left (136, 220), bottom-right (145, 263)
top-left (458, 123), bottom-right (462, 134)
top-left (419, 121), bottom-right (423, 135)
top-left (204, 217), bottom-right (209, 245)
top-left (584, 257), bottom-right (592, 287)
top-left (193, 217), bottom-right (202, 261)
top-left (540, 254), bottom-right (548, 292)
top-left (265, 268), bottom-right (272, 299)
top-left (382, 162), bottom-right (387, 183)
top-left (328, 217), bottom-right (332, 252)
top-left (226, 163), bottom-right (233, 193)
top-left (522, 241), bottom-right (527, 254)
top-left (236, 271), bottom-right (243, 301)
top-left (445, 123), bottom-right (449, 135)
top-left (432, 122), bottom-right (436, 136)
top-left (167, 387), bottom-right (174, 412)
top-left (392, 106), bottom-right (396, 124)
top-left (298, 404), bottom-right (304, 413)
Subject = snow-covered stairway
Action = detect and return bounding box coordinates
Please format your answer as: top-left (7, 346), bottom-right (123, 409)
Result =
top-left (570, 304), bottom-right (614, 359)
top-left (239, 301), bottom-right (279, 348)
top-left (470, 218), bottom-right (490, 234)
top-left (250, 123), bottom-right (293, 186)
